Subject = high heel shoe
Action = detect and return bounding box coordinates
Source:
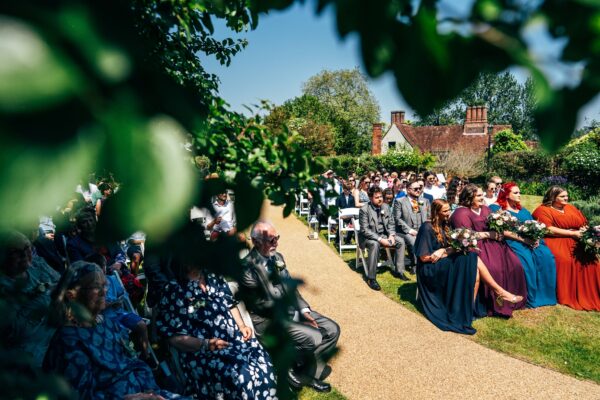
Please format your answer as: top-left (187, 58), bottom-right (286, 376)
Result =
top-left (496, 293), bottom-right (524, 307)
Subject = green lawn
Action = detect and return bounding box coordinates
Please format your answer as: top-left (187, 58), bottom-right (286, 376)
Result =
top-left (300, 194), bottom-right (600, 386)
top-left (299, 388), bottom-right (348, 400)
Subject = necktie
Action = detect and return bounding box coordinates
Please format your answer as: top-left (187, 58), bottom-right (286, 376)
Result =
top-left (411, 199), bottom-right (419, 213)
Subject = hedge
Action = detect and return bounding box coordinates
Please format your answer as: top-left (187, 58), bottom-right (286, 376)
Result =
top-left (323, 149), bottom-right (436, 176)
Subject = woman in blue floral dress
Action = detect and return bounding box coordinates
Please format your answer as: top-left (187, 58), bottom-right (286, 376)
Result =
top-left (155, 262), bottom-right (277, 400)
top-left (44, 261), bottom-right (187, 400)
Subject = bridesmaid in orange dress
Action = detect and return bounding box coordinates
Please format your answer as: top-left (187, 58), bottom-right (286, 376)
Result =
top-left (532, 186), bottom-right (600, 311)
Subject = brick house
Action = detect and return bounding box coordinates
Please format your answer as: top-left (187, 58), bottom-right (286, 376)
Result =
top-left (372, 106), bottom-right (511, 160)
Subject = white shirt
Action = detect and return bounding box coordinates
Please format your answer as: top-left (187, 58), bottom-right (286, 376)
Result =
top-left (424, 185), bottom-right (446, 200)
top-left (211, 200), bottom-right (236, 232)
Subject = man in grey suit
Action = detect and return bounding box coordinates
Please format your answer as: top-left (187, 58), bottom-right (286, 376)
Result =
top-left (393, 181), bottom-right (431, 272)
top-left (240, 221), bottom-right (340, 393)
top-left (359, 186), bottom-right (407, 291)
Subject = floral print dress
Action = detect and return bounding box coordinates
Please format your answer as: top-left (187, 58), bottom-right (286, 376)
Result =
top-left (156, 274), bottom-right (277, 400)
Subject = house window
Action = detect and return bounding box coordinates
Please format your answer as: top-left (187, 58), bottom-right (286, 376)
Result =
top-left (388, 141), bottom-right (396, 150)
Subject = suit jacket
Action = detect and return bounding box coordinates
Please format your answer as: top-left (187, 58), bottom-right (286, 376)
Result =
top-left (393, 196), bottom-right (431, 234)
top-left (335, 192), bottom-right (355, 209)
top-left (423, 192), bottom-right (434, 204)
top-left (358, 203), bottom-right (396, 243)
top-left (240, 248), bottom-right (310, 331)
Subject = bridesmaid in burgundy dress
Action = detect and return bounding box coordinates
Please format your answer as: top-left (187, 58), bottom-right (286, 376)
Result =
top-left (450, 184), bottom-right (528, 317)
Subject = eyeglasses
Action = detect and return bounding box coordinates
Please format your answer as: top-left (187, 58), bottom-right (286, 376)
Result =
top-left (374, 178), bottom-right (381, 182)
top-left (266, 235), bottom-right (280, 245)
top-left (364, 180), bottom-right (371, 184)
top-left (409, 187), bottom-right (422, 191)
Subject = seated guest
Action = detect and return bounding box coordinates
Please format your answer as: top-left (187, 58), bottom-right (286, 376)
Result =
top-left (84, 253), bottom-right (150, 360)
top-left (416, 178), bottom-right (434, 204)
top-left (67, 207), bottom-right (97, 262)
top-left (0, 231), bottom-right (59, 367)
top-left (423, 171), bottom-right (446, 200)
top-left (490, 183), bottom-right (557, 308)
top-left (392, 178), bottom-right (406, 199)
top-left (206, 191), bottom-right (238, 241)
top-left (335, 181), bottom-right (356, 244)
top-left (34, 217), bottom-right (65, 273)
top-left (156, 258), bottom-right (277, 399)
top-left (44, 261), bottom-right (187, 399)
top-left (393, 182), bottom-right (431, 273)
top-left (450, 184), bottom-right (527, 317)
top-left (533, 186), bottom-right (600, 311)
top-left (241, 221), bottom-right (340, 393)
top-left (416, 200), bottom-right (524, 334)
top-left (382, 188), bottom-right (395, 206)
top-left (483, 181), bottom-right (497, 206)
top-left (353, 176), bottom-right (370, 208)
top-left (359, 187), bottom-right (407, 288)
top-left (444, 177), bottom-right (467, 211)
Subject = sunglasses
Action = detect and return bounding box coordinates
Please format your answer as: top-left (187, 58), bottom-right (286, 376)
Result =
top-left (266, 235), bottom-right (280, 245)
top-left (409, 187), bottom-right (422, 191)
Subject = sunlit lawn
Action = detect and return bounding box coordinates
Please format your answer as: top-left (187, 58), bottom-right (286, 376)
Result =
top-left (299, 388), bottom-right (348, 400)
top-left (302, 194), bottom-right (600, 385)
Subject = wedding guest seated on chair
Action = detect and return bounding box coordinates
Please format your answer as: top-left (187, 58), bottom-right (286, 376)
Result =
top-left (335, 181), bottom-right (356, 244)
top-left (415, 200), bottom-right (524, 334)
top-left (393, 182), bottom-right (431, 274)
top-left (359, 186), bottom-right (408, 289)
top-left (240, 221), bottom-right (340, 393)
top-left (1, 231), bottom-right (59, 367)
top-left (155, 257), bottom-right (277, 399)
top-left (490, 183), bottom-right (556, 308)
top-left (44, 261), bottom-right (188, 399)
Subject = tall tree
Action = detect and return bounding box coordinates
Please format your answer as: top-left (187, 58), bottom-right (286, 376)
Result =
top-left (415, 72), bottom-right (537, 139)
top-left (302, 68), bottom-right (381, 143)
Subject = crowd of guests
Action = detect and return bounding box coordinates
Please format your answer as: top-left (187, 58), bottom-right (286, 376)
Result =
top-left (309, 169), bottom-right (599, 334)
top-left (1, 178), bottom-right (340, 399)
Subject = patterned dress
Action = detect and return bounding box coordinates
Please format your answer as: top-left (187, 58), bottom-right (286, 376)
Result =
top-left (44, 316), bottom-right (186, 399)
top-left (156, 274), bottom-right (277, 400)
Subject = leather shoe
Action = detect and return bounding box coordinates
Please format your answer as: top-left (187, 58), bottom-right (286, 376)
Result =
top-left (392, 271), bottom-right (410, 281)
top-left (287, 369), bottom-right (304, 390)
top-left (367, 279), bottom-right (381, 291)
top-left (308, 379), bottom-right (331, 393)
top-left (319, 365), bottom-right (332, 381)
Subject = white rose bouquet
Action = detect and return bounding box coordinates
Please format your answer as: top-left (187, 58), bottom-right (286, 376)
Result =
top-left (449, 228), bottom-right (479, 254)
top-left (581, 225), bottom-right (600, 257)
top-left (487, 210), bottom-right (519, 234)
top-left (516, 220), bottom-right (548, 241)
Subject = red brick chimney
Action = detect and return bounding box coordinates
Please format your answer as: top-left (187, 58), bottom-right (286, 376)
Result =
top-left (464, 105), bottom-right (488, 135)
top-left (391, 111), bottom-right (405, 125)
top-left (372, 123), bottom-right (383, 155)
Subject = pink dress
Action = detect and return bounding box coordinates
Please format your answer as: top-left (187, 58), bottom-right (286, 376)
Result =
top-left (451, 206), bottom-right (527, 317)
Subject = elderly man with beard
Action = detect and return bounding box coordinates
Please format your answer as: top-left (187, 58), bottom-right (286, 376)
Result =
top-left (240, 221), bottom-right (340, 394)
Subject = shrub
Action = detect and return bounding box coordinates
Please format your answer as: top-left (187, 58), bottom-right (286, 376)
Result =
top-left (489, 149), bottom-right (554, 181)
top-left (491, 129), bottom-right (528, 155)
top-left (324, 149), bottom-right (435, 176)
top-left (571, 197), bottom-right (600, 226)
top-left (435, 144), bottom-right (486, 178)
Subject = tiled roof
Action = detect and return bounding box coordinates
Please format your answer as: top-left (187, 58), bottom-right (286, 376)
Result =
top-left (395, 123), bottom-right (491, 156)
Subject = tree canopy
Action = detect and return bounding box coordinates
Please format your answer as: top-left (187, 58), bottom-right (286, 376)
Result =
top-left (302, 68), bottom-right (380, 138)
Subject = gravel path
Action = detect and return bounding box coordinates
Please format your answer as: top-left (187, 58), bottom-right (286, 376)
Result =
top-left (263, 204), bottom-right (600, 400)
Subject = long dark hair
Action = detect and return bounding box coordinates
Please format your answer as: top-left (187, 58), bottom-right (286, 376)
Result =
top-left (458, 183), bottom-right (480, 207)
top-left (542, 185), bottom-right (567, 206)
top-left (446, 177), bottom-right (467, 205)
top-left (430, 199), bottom-right (451, 244)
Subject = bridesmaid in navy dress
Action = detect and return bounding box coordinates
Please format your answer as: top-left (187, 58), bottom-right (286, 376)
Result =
top-left (416, 200), bottom-right (524, 334)
top-left (450, 184), bottom-right (528, 317)
top-left (490, 183), bottom-right (556, 308)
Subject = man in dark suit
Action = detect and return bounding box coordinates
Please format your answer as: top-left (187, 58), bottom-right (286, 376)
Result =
top-left (359, 186), bottom-right (407, 290)
top-left (393, 181), bottom-right (431, 273)
top-left (240, 221), bottom-right (340, 393)
top-left (335, 181), bottom-right (356, 244)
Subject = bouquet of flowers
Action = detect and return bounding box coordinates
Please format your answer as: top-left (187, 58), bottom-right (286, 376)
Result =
top-left (487, 210), bottom-right (519, 233)
top-left (581, 225), bottom-right (600, 256)
top-left (516, 220), bottom-right (548, 241)
top-left (449, 228), bottom-right (479, 254)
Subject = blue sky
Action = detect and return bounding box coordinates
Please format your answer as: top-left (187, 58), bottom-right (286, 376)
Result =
top-left (203, 2), bottom-right (600, 129)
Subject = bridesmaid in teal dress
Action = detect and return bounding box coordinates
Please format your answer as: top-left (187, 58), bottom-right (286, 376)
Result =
top-left (490, 183), bottom-right (557, 308)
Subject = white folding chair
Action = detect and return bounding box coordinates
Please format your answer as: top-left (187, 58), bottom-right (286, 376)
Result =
top-left (338, 208), bottom-right (359, 255)
top-left (326, 197), bottom-right (338, 243)
top-left (227, 281), bottom-right (255, 337)
top-left (299, 193), bottom-right (310, 216)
